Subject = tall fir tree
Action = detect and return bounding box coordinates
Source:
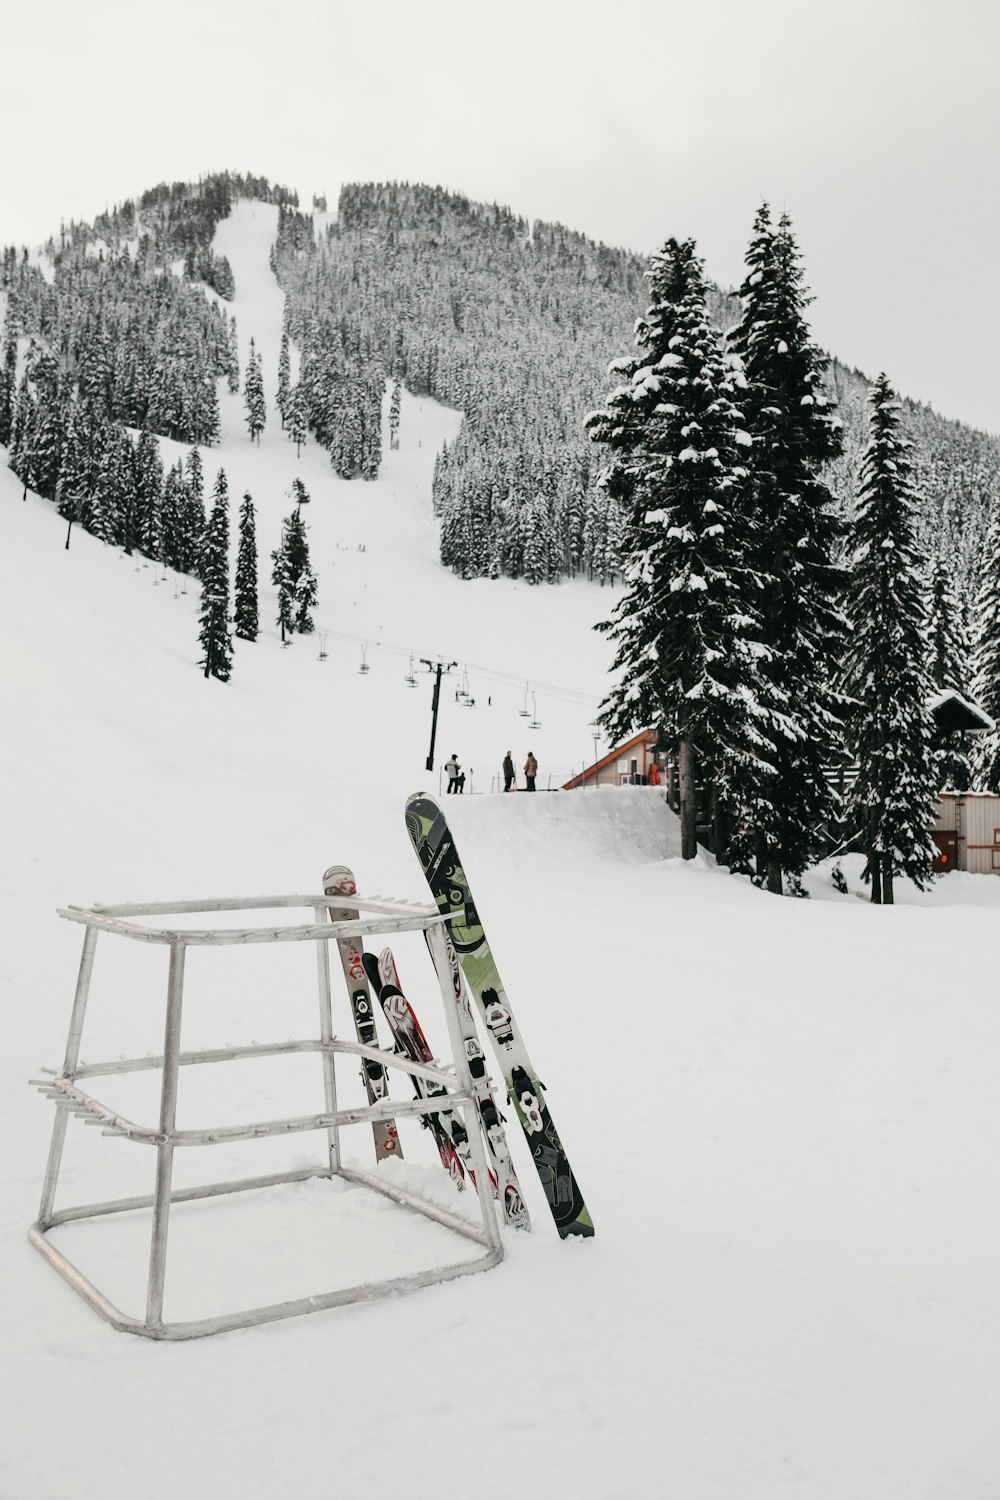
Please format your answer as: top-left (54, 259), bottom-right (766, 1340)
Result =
top-left (287, 382), bottom-right (307, 457)
top-left (198, 470), bottom-right (233, 681)
top-left (276, 328), bottom-right (291, 428)
top-left (244, 337), bottom-right (266, 444)
top-left (271, 506), bottom-right (318, 639)
top-left (134, 427), bottom-right (164, 559)
top-left (587, 241), bottom-right (771, 859)
top-left (389, 380), bottom-right (401, 449)
top-left (234, 492), bottom-right (259, 642)
top-left (726, 206), bottom-right (847, 891)
top-left (0, 334), bottom-right (15, 445)
top-left (927, 552), bottom-right (973, 791)
top-left (971, 503), bottom-right (1000, 790)
top-left (842, 376), bottom-right (937, 903)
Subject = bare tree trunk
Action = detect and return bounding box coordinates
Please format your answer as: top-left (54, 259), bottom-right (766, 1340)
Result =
top-left (711, 784), bottom-right (729, 867)
top-left (678, 736), bottom-right (697, 861)
top-left (882, 854), bottom-right (894, 906)
top-left (667, 755), bottom-right (678, 813)
top-left (869, 850), bottom-right (883, 904)
top-left (766, 856), bottom-right (782, 895)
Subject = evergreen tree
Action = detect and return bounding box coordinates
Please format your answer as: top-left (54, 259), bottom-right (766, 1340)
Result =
top-left (271, 506), bottom-right (318, 638)
top-left (9, 375), bottom-right (36, 499)
top-left (971, 503), bottom-right (1000, 789)
top-left (726, 206), bottom-right (847, 891)
top-left (842, 376), bottom-right (937, 903)
top-left (227, 317), bottom-right (240, 395)
top-left (0, 334), bottom-right (15, 445)
top-left (234, 492), bottom-right (259, 641)
top-left (927, 552), bottom-right (973, 791)
top-left (244, 337), bottom-right (266, 443)
top-left (134, 427), bottom-right (164, 558)
top-left (276, 328), bottom-right (291, 427)
top-left (287, 382), bottom-right (307, 456)
top-left (588, 241), bottom-right (770, 860)
top-left (389, 380), bottom-right (401, 449)
top-left (198, 471), bottom-right (233, 681)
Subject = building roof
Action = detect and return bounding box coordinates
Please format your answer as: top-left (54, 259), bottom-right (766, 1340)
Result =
top-left (929, 689), bottom-right (995, 733)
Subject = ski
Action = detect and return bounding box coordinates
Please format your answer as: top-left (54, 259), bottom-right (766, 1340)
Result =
top-left (404, 793), bottom-right (593, 1238)
top-left (360, 949), bottom-right (467, 1188)
top-left (322, 865), bottom-right (401, 1163)
top-left (421, 933), bottom-right (530, 1231)
top-left (380, 944), bottom-right (529, 1230)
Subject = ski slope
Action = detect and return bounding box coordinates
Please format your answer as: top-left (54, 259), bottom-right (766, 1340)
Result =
top-left (3, 201), bottom-right (1000, 1500)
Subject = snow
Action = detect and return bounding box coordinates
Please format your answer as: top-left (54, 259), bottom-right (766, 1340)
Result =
top-left (4, 199), bottom-right (1000, 1500)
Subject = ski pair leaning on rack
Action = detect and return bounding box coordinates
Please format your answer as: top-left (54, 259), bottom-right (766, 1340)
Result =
top-left (404, 793), bottom-right (595, 1240)
top-left (323, 866), bottom-right (529, 1230)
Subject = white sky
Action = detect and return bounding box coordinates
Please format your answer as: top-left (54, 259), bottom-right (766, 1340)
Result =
top-left (3, 0), bottom-right (998, 432)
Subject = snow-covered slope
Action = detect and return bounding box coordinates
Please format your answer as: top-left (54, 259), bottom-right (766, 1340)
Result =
top-left (4, 201), bottom-right (1000, 1500)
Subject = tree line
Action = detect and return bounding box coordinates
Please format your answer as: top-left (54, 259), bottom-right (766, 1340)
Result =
top-left (589, 207), bottom-right (997, 902)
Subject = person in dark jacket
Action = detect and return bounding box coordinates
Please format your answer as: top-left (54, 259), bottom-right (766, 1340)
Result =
top-left (502, 752), bottom-right (515, 792)
top-left (524, 752), bottom-right (537, 792)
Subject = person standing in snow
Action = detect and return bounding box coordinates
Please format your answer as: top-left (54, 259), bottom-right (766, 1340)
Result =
top-left (444, 755), bottom-right (460, 794)
top-left (502, 751), bottom-right (515, 792)
top-left (647, 760), bottom-right (661, 787)
top-left (524, 752), bottom-right (538, 792)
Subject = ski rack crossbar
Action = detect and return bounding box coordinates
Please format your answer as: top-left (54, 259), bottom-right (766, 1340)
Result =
top-left (29, 891), bottom-right (504, 1340)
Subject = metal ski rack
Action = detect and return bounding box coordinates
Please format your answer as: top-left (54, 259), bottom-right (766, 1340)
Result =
top-left (29, 890), bottom-right (503, 1340)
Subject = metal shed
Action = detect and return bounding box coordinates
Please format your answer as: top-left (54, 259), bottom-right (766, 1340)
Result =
top-left (932, 793), bottom-right (1000, 875)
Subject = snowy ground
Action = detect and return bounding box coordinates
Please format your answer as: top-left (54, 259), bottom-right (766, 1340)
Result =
top-left (4, 201), bottom-right (1000, 1500)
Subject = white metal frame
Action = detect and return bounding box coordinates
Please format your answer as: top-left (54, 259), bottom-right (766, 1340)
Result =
top-left (29, 892), bottom-right (503, 1340)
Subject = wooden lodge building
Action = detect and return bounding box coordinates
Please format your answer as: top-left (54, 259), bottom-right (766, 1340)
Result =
top-left (564, 690), bottom-right (1000, 876)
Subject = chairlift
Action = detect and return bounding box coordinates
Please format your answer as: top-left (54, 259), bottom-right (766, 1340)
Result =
top-left (317, 632), bottom-right (328, 661)
top-left (358, 643), bottom-right (370, 675)
top-left (405, 655), bottom-right (418, 687)
top-left (519, 684), bottom-right (531, 718)
top-left (529, 692), bottom-right (541, 731)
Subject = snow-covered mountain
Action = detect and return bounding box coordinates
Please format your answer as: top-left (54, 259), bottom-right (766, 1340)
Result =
top-left (4, 196), bottom-right (1000, 1500)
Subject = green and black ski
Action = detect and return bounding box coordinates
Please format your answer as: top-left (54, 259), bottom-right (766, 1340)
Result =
top-left (405, 792), bottom-right (594, 1238)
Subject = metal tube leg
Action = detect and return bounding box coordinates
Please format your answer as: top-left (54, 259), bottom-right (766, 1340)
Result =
top-left (145, 942), bottom-right (186, 1330)
top-left (314, 908), bottom-right (340, 1174)
top-left (426, 924), bottom-right (503, 1255)
top-left (38, 926), bottom-right (99, 1228)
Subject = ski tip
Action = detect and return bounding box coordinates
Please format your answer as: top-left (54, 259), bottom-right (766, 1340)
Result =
top-left (322, 864), bottom-right (355, 892)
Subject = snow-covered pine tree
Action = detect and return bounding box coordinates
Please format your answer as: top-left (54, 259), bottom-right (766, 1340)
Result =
top-left (287, 383), bottom-right (307, 456)
top-left (726, 206), bottom-right (847, 891)
top-left (269, 513), bottom-right (311, 639)
top-left (0, 334), bottom-right (15, 445)
top-left (389, 380), bottom-right (401, 449)
top-left (588, 241), bottom-right (770, 859)
top-left (276, 329), bottom-right (291, 427)
top-left (234, 493), bottom-right (259, 642)
top-left (227, 317), bottom-right (240, 396)
top-left (971, 502), bottom-right (1000, 789)
top-left (134, 427), bottom-right (164, 559)
top-left (9, 375), bottom-right (36, 499)
top-left (842, 375), bottom-right (937, 902)
top-left (159, 461), bottom-right (187, 572)
top-left (198, 471), bottom-right (233, 681)
top-left (244, 337), bottom-right (266, 444)
top-left (927, 552), bottom-right (973, 790)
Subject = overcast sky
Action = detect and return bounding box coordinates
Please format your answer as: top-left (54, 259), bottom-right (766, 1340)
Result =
top-left (4, 0), bottom-right (998, 432)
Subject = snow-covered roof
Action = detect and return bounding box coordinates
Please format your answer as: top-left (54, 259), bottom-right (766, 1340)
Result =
top-left (928, 689), bottom-right (995, 733)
